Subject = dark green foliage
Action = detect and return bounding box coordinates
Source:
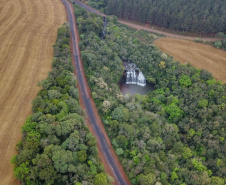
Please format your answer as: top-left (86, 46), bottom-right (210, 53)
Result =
top-left (12, 23), bottom-right (109, 185)
top-left (75, 4), bottom-right (226, 185)
top-left (90, 0), bottom-right (226, 34)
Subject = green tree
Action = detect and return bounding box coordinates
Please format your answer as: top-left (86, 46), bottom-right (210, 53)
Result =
top-left (116, 148), bottom-right (124, 156)
top-left (192, 159), bottom-right (207, 171)
top-left (179, 75), bottom-right (192, 87)
top-left (52, 148), bottom-right (74, 173)
top-left (211, 176), bottom-right (225, 185)
top-left (13, 162), bottom-right (30, 181)
top-left (182, 147), bottom-right (193, 159)
top-left (165, 103), bottom-right (183, 121)
top-left (111, 107), bottom-right (129, 122)
top-left (77, 150), bottom-right (87, 163)
top-left (94, 173), bottom-right (109, 185)
top-left (198, 99), bottom-right (208, 108)
top-left (138, 173), bottom-right (156, 185)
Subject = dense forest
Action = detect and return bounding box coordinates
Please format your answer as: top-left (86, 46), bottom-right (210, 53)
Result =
top-left (11, 24), bottom-right (110, 185)
top-left (74, 4), bottom-right (226, 185)
top-left (86, 0), bottom-right (226, 34)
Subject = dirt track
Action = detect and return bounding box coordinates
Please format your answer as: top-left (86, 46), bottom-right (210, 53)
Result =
top-left (118, 20), bottom-right (221, 42)
top-left (154, 38), bottom-right (226, 83)
top-left (0, 0), bottom-right (66, 184)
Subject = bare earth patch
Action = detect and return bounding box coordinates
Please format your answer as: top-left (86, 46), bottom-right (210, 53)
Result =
top-left (0, 0), bottom-right (66, 184)
top-left (154, 38), bottom-right (226, 83)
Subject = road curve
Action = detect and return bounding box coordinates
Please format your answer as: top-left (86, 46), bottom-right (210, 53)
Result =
top-left (72, 0), bottom-right (221, 42)
top-left (60, 0), bottom-right (131, 185)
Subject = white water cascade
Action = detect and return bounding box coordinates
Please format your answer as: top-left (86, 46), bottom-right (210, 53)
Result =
top-left (125, 63), bottom-right (146, 86)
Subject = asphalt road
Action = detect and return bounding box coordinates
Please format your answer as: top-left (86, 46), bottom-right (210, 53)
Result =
top-left (61, 0), bottom-right (129, 184)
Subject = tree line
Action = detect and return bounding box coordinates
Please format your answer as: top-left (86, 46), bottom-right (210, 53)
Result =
top-left (11, 23), bottom-right (110, 185)
top-left (86, 0), bottom-right (226, 34)
top-left (74, 3), bottom-right (225, 185)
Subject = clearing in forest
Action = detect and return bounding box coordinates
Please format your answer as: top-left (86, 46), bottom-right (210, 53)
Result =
top-left (0, 0), bottom-right (66, 184)
top-left (154, 37), bottom-right (226, 83)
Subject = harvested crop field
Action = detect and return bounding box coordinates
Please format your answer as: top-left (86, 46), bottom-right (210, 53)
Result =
top-left (154, 38), bottom-right (226, 83)
top-left (0, 0), bottom-right (66, 184)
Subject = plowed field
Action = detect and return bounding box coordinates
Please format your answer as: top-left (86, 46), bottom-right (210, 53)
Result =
top-left (154, 38), bottom-right (226, 83)
top-left (0, 0), bottom-right (66, 184)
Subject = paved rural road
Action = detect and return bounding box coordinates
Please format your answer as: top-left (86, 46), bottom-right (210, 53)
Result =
top-left (72, 0), bottom-right (221, 42)
top-left (61, 0), bottom-right (131, 185)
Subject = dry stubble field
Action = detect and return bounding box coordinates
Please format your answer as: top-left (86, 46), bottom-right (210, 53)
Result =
top-left (154, 38), bottom-right (226, 83)
top-left (0, 0), bottom-right (66, 184)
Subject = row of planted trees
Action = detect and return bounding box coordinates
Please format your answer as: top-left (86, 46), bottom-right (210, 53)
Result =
top-left (73, 3), bottom-right (225, 185)
top-left (11, 23), bottom-right (110, 185)
top-left (87, 0), bottom-right (226, 34)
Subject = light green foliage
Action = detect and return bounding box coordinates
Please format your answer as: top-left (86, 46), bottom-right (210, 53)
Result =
top-left (171, 171), bottom-right (178, 181)
top-left (206, 79), bottom-right (217, 85)
top-left (182, 147), bottom-right (193, 159)
top-left (94, 173), bottom-right (109, 185)
top-left (217, 159), bottom-right (222, 167)
top-left (159, 61), bottom-right (166, 68)
top-left (26, 130), bottom-right (41, 142)
top-left (192, 159), bottom-right (207, 171)
top-left (13, 162), bottom-right (30, 181)
top-left (207, 169), bottom-right (213, 176)
top-left (138, 173), bottom-right (156, 185)
top-left (209, 89), bottom-right (215, 97)
top-left (198, 99), bottom-right (208, 108)
top-left (179, 75), bottom-right (192, 87)
top-left (116, 148), bottom-right (124, 156)
top-left (22, 117), bottom-right (37, 133)
top-left (188, 128), bottom-right (196, 139)
top-left (154, 88), bottom-right (164, 95)
top-left (88, 161), bottom-right (97, 175)
top-left (165, 103), bottom-right (183, 121)
top-left (211, 176), bottom-right (225, 185)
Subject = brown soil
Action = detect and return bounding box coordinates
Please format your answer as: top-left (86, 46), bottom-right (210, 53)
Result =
top-left (154, 37), bottom-right (226, 83)
top-left (0, 0), bottom-right (66, 184)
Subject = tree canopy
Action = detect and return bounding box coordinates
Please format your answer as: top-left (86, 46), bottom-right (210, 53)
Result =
top-left (11, 23), bottom-right (110, 185)
top-left (74, 4), bottom-right (226, 185)
top-left (87, 0), bottom-right (226, 34)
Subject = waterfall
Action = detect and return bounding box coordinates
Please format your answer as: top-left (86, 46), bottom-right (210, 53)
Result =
top-left (137, 71), bottom-right (146, 86)
top-left (125, 63), bottom-right (146, 86)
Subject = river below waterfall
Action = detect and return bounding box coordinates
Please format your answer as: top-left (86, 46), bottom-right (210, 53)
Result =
top-left (120, 83), bottom-right (155, 95)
